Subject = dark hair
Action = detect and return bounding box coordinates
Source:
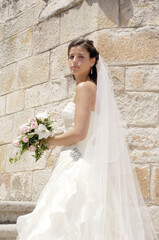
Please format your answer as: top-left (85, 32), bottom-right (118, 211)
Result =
top-left (68, 38), bottom-right (99, 85)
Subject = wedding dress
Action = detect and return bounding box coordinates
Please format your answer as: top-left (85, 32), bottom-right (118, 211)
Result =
top-left (16, 101), bottom-right (96, 240)
top-left (16, 56), bottom-right (158, 240)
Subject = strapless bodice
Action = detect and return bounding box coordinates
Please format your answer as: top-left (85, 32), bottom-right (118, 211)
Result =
top-left (61, 102), bottom-right (95, 155)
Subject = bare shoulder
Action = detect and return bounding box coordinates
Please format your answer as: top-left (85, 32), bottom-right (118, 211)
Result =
top-left (76, 81), bottom-right (96, 94)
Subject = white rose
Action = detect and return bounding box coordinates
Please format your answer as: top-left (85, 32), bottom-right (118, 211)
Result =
top-left (36, 112), bottom-right (50, 121)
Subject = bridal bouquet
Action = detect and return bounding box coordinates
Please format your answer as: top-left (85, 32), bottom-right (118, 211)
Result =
top-left (9, 112), bottom-right (56, 164)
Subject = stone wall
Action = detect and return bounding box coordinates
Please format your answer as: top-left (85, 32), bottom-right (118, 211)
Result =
top-left (0, 0), bottom-right (159, 235)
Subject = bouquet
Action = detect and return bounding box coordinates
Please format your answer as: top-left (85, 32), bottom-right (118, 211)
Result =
top-left (9, 112), bottom-right (56, 164)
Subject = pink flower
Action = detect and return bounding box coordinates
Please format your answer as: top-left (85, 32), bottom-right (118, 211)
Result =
top-left (22, 136), bottom-right (29, 143)
top-left (31, 121), bottom-right (38, 129)
top-left (28, 117), bottom-right (36, 124)
top-left (29, 145), bottom-right (36, 152)
top-left (21, 125), bottom-right (30, 134)
top-left (13, 140), bottom-right (20, 147)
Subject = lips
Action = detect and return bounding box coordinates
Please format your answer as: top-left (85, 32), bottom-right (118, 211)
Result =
top-left (72, 65), bottom-right (79, 69)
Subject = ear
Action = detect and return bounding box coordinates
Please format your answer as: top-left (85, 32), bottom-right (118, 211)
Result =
top-left (91, 57), bottom-right (96, 67)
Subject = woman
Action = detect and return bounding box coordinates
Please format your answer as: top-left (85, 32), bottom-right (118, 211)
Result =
top-left (16, 39), bottom-right (158, 240)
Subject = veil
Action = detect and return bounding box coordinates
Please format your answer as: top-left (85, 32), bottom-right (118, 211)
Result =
top-left (79, 55), bottom-right (158, 240)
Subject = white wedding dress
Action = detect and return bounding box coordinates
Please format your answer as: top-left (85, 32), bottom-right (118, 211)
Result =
top-left (16, 101), bottom-right (157, 240)
top-left (16, 101), bottom-right (96, 240)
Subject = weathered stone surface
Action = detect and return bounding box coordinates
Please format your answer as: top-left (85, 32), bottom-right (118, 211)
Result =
top-left (0, 0), bottom-right (8, 22)
top-left (33, 16), bottom-right (60, 54)
top-left (135, 165), bottom-right (150, 201)
top-left (6, 89), bottom-right (24, 114)
top-left (0, 201), bottom-right (36, 223)
top-left (40, 0), bottom-right (84, 21)
top-left (50, 43), bottom-right (70, 80)
top-left (130, 149), bottom-right (159, 164)
top-left (0, 145), bottom-right (6, 174)
top-left (60, 0), bottom-right (118, 43)
top-left (33, 0), bottom-right (47, 25)
top-left (4, 8), bottom-right (34, 38)
top-left (8, 0), bottom-right (38, 18)
top-left (151, 166), bottom-right (159, 205)
top-left (97, 28), bottom-right (159, 64)
top-left (0, 63), bottom-right (17, 95)
top-left (116, 92), bottom-right (158, 126)
top-left (17, 52), bottom-right (49, 88)
top-left (125, 65), bottom-right (159, 91)
top-left (6, 143), bottom-right (47, 173)
top-left (149, 205), bottom-right (159, 233)
top-left (127, 127), bottom-right (159, 150)
top-left (0, 174), bottom-right (10, 201)
top-left (12, 108), bottom-right (34, 140)
top-left (67, 76), bottom-right (76, 99)
top-left (0, 24), bottom-right (4, 42)
top-left (25, 79), bottom-right (67, 108)
top-left (1, 28), bottom-right (32, 66)
top-left (120, 0), bottom-right (159, 27)
top-left (10, 172), bottom-right (32, 201)
top-left (32, 169), bottom-right (52, 201)
top-left (0, 115), bottom-right (13, 144)
top-left (109, 67), bottom-right (125, 92)
top-left (0, 96), bottom-right (5, 116)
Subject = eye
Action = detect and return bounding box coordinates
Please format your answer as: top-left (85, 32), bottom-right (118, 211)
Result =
top-left (79, 56), bottom-right (84, 58)
top-left (69, 55), bottom-right (74, 60)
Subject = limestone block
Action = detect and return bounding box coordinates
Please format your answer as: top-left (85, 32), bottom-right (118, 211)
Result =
top-left (0, 0), bottom-right (8, 22)
top-left (6, 143), bottom-right (47, 173)
top-left (12, 108), bottom-right (34, 140)
top-left (135, 165), bottom-right (150, 201)
top-left (0, 145), bottom-right (6, 174)
top-left (8, 0), bottom-right (38, 18)
top-left (127, 127), bottom-right (159, 150)
top-left (6, 90), bottom-right (24, 114)
top-left (125, 65), bottom-right (159, 91)
top-left (25, 79), bottom-right (67, 108)
top-left (39, 0), bottom-right (84, 21)
top-left (67, 75), bottom-right (76, 99)
top-left (0, 115), bottom-right (13, 144)
top-left (116, 92), bottom-right (158, 126)
top-left (151, 165), bottom-right (159, 205)
top-left (4, 8), bottom-right (34, 38)
top-left (0, 174), bottom-right (10, 201)
top-left (33, 16), bottom-right (60, 54)
top-left (10, 172), bottom-right (32, 201)
top-left (17, 52), bottom-right (49, 88)
top-left (97, 28), bottom-right (159, 64)
top-left (60, 0), bottom-right (118, 44)
top-left (149, 206), bottom-right (159, 233)
top-left (2, 28), bottom-right (32, 66)
top-left (33, 0), bottom-right (47, 25)
top-left (130, 149), bottom-right (159, 164)
top-left (50, 43), bottom-right (71, 80)
top-left (0, 24), bottom-right (4, 42)
top-left (0, 62), bottom-right (17, 95)
top-left (32, 169), bottom-right (52, 201)
top-left (120, 0), bottom-right (159, 27)
top-left (109, 67), bottom-right (125, 92)
top-left (0, 96), bottom-right (5, 116)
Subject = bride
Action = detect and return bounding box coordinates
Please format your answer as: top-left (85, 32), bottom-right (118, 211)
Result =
top-left (16, 39), bottom-right (158, 240)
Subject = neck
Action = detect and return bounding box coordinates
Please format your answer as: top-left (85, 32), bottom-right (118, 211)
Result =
top-left (75, 74), bottom-right (91, 86)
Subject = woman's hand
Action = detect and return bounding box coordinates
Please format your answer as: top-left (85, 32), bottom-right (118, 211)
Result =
top-left (41, 136), bottom-right (56, 150)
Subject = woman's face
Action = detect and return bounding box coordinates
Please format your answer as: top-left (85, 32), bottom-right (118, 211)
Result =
top-left (68, 45), bottom-right (95, 78)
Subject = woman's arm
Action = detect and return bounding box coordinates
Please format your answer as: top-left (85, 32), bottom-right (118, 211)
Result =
top-left (45, 82), bottom-right (95, 149)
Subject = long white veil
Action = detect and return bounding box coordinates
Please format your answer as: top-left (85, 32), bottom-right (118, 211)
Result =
top-left (79, 55), bottom-right (158, 240)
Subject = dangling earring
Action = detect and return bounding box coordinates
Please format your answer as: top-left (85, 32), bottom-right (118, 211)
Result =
top-left (91, 67), bottom-right (93, 75)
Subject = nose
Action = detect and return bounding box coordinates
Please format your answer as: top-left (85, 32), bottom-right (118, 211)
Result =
top-left (72, 56), bottom-right (77, 63)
